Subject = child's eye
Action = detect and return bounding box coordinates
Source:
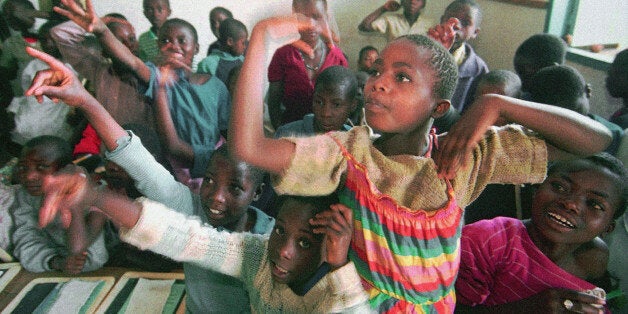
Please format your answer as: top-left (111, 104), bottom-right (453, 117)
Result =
top-left (367, 69), bottom-right (380, 76)
top-left (37, 165), bottom-right (51, 171)
top-left (395, 73), bottom-right (411, 82)
top-left (550, 181), bottom-right (567, 193)
top-left (274, 226), bottom-right (285, 236)
top-left (587, 200), bottom-right (605, 211)
top-left (229, 184), bottom-right (244, 196)
top-left (298, 239), bottom-right (311, 249)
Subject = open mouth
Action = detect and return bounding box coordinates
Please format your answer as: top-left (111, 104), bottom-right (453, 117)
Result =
top-left (271, 261), bottom-right (289, 279)
top-left (547, 212), bottom-right (576, 229)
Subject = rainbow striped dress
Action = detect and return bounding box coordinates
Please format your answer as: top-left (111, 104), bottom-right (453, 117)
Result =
top-left (334, 136), bottom-right (463, 313)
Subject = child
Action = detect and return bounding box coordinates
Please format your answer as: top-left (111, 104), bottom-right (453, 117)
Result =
top-left (274, 65), bottom-right (357, 138)
top-left (434, 0), bottom-right (488, 112)
top-left (267, 0), bottom-right (348, 129)
top-left (529, 65), bottom-right (624, 156)
top-left (513, 33), bottom-right (567, 94)
top-left (39, 163), bottom-right (370, 313)
top-left (11, 135), bottom-right (108, 273)
top-left (207, 6), bottom-right (233, 55)
top-left (226, 16), bottom-right (612, 312)
top-left (358, 0), bottom-right (434, 42)
top-left (471, 69), bottom-right (522, 104)
top-left (23, 46), bottom-right (275, 311)
top-left (56, 0), bottom-right (230, 183)
top-left (138, 0), bottom-right (171, 62)
top-left (197, 18), bottom-right (248, 87)
top-left (357, 45), bottom-right (378, 73)
top-left (6, 20), bottom-right (75, 147)
top-left (607, 49), bottom-right (628, 129)
top-left (455, 153), bottom-right (626, 313)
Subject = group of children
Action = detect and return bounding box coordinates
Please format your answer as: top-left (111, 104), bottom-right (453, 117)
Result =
top-left (0, 0), bottom-right (626, 313)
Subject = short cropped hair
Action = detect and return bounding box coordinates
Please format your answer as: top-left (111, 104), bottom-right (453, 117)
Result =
top-left (315, 65), bottom-right (359, 101)
top-left (444, 0), bottom-right (482, 27)
top-left (143, 0), bottom-right (170, 9)
top-left (548, 153), bottom-right (627, 219)
top-left (23, 135), bottom-right (73, 167)
top-left (358, 45), bottom-right (378, 61)
top-left (211, 144), bottom-right (265, 188)
top-left (210, 7), bottom-right (233, 19)
top-left (273, 193), bottom-right (339, 217)
top-left (160, 18), bottom-right (198, 44)
top-left (529, 65), bottom-right (589, 114)
top-left (477, 70), bottom-right (522, 98)
top-left (398, 34), bottom-right (458, 101)
top-left (515, 34), bottom-right (567, 68)
top-left (218, 18), bottom-right (247, 45)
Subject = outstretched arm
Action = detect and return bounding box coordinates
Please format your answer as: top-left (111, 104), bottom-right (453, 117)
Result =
top-left (229, 16), bottom-right (319, 174)
top-left (54, 0), bottom-right (150, 82)
top-left (358, 1), bottom-right (400, 32)
top-left (434, 94), bottom-right (613, 179)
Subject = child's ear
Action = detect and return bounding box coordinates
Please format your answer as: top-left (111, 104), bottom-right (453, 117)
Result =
top-left (253, 182), bottom-right (265, 201)
top-left (430, 99), bottom-right (451, 119)
top-left (194, 42), bottom-right (200, 55)
top-left (226, 37), bottom-right (234, 47)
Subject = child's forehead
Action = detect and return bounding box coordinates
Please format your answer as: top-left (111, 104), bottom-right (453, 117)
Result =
top-left (161, 24), bottom-right (194, 38)
top-left (144, 0), bottom-right (168, 7)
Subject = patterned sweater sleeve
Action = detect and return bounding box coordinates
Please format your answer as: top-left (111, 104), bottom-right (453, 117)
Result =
top-left (119, 198), bottom-right (267, 280)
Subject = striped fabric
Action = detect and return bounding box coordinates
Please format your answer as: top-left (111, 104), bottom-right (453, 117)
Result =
top-left (336, 142), bottom-right (463, 313)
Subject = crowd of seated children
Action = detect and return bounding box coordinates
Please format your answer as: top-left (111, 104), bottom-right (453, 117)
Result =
top-left (267, 0), bottom-right (348, 129)
top-left (207, 6), bottom-right (233, 56)
top-left (7, 20), bottom-right (74, 147)
top-left (513, 33), bottom-right (567, 96)
top-left (197, 18), bottom-right (248, 87)
top-left (358, 0), bottom-right (434, 42)
top-left (274, 65), bottom-right (358, 138)
top-left (11, 135), bottom-right (107, 273)
top-left (138, 0), bottom-right (170, 62)
top-left (56, 0), bottom-right (231, 191)
top-left (226, 15), bottom-right (611, 312)
top-left (608, 49), bottom-right (628, 129)
top-left (456, 153), bottom-right (626, 314)
top-left (528, 64), bottom-right (624, 156)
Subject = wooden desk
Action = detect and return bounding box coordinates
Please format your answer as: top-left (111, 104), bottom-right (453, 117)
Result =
top-left (0, 266), bottom-right (184, 310)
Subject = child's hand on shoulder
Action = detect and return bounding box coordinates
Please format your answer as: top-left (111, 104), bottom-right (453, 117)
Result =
top-left (383, 1), bottom-right (401, 12)
top-left (427, 17), bottom-right (460, 51)
top-left (24, 47), bottom-right (91, 107)
top-left (54, 0), bottom-right (106, 35)
top-left (310, 203), bottom-right (353, 270)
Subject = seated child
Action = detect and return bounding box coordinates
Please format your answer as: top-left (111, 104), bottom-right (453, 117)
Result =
top-left (11, 135), bottom-right (107, 273)
top-left (225, 16), bottom-right (613, 312)
top-left (274, 65), bottom-right (357, 138)
top-left (607, 49), bottom-right (628, 129)
top-left (56, 0), bottom-right (231, 184)
top-left (197, 18), bottom-right (248, 87)
top-left (471, 69), bottom-right (522, 105)
top-left (357, 45), bottom-right (378, 73)
top-left (207, 6), bottom-right (233, 55)
top-left (39, 168), bottom-right (371, 313)
top-left (358, 0), bottom-right (434, 42)
top-left (7, 20), bottom-right (74, 147)
top-left (529, 64), bottom-right (624, 156)
top-left (455, 153), bottom-right (626, 313)
top-left (138, 0), bottom-right (171, 62)
top-left (513, 33), bottom-right (567, 95)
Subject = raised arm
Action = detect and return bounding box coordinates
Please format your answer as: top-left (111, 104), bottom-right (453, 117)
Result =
top-left (434, 94), bottom-right (613, 178)
top-left (358, 1), bottom-right (400, 32)
top-left (229, 16), bottom-right (318, 174)
top-left (54, 0), bottom-right (150, 82)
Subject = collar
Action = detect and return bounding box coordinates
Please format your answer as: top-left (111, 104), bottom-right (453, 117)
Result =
top-left (451, 44), bottom-right (466, 66)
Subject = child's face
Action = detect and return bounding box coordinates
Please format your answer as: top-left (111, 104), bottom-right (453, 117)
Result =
top-left (363, 39), bottom-right (438, 134)
top-left (227, 31), bottom-right (248, 56)
top-left (358, 49), bottom-right (378, 72)
top-left (312, 83), bottom-right (355, 133)
top-left (209, 11), bottom-right (229, 38)
top-left (530, 162), bottom-right (621, 245)
top-left (401, 0), bottom-right (425, 15)
top-left (5, 2), bottom-right (36, 31)
top-left (268, 200), bottom-right (323, 286)
top-left (17, 147), bottom-right (62, 196)
top-left (293, 0), bottom-right (327, 44)
top-left (111, 24), bottom-right (139, 57)
top-left (143, 0), bottom-right (171, 29)
top-left (200, 153), bottom-right (260, 230)
top-left (158, 24), bottom-right (198, 67)
top-left (441, 4), bottom-right (479, 47)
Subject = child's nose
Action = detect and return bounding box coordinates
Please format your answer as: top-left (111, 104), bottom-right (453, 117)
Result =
top-left (559, 195), bottom-right (582, 214)
top-left (279, 240), bottom-right (295, 260)
top-left (212, 187), bottom-right (226, 204)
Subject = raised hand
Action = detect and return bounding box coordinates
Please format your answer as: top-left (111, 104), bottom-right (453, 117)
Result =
top-left (383, 1), bottom-right (401, 12)
top-left (24, 47), bottom-right (92, 107)
top-left (53, 0), bottom-right (105, 34)
top-left (310, 203), bottom-right (354, 270)
top-left (255, 15), bottom-right (325, 58)
top-left (427, 17), bottom-right (461, 51)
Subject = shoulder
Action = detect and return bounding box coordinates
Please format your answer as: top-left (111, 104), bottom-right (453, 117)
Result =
top-left (248, 206), bottom-right (275, 235)
top-left (463, 217), bottom-right (522, 239)
top-left (461, 43), bottom-right (488, 73)
top-left (575, 237), bottom-right (609, 279)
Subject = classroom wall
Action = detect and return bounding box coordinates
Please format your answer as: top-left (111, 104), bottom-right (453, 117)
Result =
top-left (83, 0), bottom-right (621, 118)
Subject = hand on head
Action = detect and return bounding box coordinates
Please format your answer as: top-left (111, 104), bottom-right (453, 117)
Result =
top-left (53, 0), bottom-right (105, 34)
top-left (24, 47), bottom-right (91, 107)
top-left (39, 164), bottom-right (96, 229)
top-left (427, 17), bottom-right (461, 51)
top-left (310, 203), bottom-right (353, 270)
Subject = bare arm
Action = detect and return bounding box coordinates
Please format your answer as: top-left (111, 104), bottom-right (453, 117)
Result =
top-left (358, 1), bottom-right (400, 32)
top-left (434, 94), bottom-right (613, 179)
top-left (267, 81), bottom-right (285, 130)
top-left (54, 0), bottom-right (150, 82)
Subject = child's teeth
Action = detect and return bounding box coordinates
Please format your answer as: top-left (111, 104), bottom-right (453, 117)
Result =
top-left (210, 209), bottom-right (221, 215)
